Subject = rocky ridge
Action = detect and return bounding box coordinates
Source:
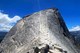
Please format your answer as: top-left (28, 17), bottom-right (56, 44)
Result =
top-left (0, 8), bottom-right (80, 53)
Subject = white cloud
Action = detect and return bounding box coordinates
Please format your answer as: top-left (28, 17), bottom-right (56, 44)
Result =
top-left (0, 12), bottom-right (21, 32)
top-left (0, 24), bottom-right (12, 32)
top-left (69, 26), bottom-right (80, 31)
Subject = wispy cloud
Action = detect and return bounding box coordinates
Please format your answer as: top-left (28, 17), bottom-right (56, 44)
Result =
top-left (0, 12), bottom-right (21, 32)
top-left (69, 26), bottom-right (80, 31)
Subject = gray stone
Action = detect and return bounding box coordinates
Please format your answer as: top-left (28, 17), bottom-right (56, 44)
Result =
top-left (0, 8), bottom-right (79, 53)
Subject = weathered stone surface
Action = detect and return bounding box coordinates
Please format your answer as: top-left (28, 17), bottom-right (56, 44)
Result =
top-left (0, 8), bottom-right (80, 53)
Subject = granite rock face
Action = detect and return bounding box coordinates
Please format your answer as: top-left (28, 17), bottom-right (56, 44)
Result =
top-left (0, 8), bottom-right (80, 53)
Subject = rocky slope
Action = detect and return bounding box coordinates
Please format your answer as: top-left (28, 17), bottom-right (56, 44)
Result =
top-left (0, 8), bottom-right (80, 53)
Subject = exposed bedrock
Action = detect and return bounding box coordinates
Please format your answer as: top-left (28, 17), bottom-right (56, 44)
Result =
top-left (0, 8), bottom-right (79, 53)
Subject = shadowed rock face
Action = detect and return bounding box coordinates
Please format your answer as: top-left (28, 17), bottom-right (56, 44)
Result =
top-left (0, 8), bottom-right (79, 53)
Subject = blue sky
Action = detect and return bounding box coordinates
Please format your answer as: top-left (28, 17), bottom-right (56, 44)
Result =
top-left (0, 0), bottom-right (80, 32)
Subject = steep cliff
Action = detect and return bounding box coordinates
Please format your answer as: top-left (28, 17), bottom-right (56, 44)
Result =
top-left (0, 8), bottom-right (79, 53)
